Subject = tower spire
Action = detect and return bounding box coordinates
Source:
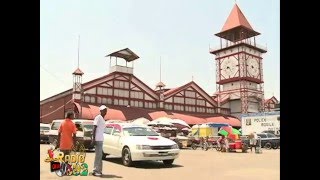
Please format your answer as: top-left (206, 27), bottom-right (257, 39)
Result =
top-left (77, 35), bottom-right (80, 68)
top-left (73, 35), bottom-right (84, 76)
top-left (155, 56), bottom-right (165, 90)
top-left (160, 56), bottom-right (162, 82)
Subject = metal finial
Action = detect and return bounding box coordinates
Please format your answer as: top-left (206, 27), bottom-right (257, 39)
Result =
top-left (77, 35), bottom-right (80, 68)
top-left (160, 56), bottom-right (162, 82)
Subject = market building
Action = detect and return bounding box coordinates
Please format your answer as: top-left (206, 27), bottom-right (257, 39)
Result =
top-left (40, 4), bottom-right (276, 127)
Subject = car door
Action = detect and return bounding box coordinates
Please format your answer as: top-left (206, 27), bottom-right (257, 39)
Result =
top-left (266, 133), bottom-right (279, 146)
top-left (109, 127), bottom-right (122, 157)
top-left (48, 121), bottom-right (62, 143)
top-left (257, 134), bottom-right (267, 146)
top-left (103, 126), bottom-right (114, 155)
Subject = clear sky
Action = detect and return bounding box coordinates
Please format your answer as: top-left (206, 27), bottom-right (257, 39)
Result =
top-left (40, 0), bottom-right (279, 101)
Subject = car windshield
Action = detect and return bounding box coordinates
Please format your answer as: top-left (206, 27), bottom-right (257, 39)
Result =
top-left (51, 122), bottom-right (61, 130)
top-left (123, 127), bottom-right (159, 136)
top-left (83, 124), bottom-right (93, 131)
top-left (40, 126), bottom-right (50, 131)
top-left (267, 133), bottom-right (277, 138)
top-left (258, 134), bottom-right (267, 138)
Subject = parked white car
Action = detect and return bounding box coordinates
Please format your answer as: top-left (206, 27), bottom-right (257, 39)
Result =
top-left (103, 123), bottom-right (180, 167)
top-left (40, 123), bottom-right (51, 143)
top-left (48, 119), bottom-right (94, 149)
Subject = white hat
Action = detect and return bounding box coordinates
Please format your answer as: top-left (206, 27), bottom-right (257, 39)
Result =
top-left (99, 105), bottom-right (107, 111)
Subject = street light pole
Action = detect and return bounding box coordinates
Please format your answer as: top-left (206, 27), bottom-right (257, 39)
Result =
top-left (80, 99), bottom-right (82, 119)
top-left (80, 91), bottom-right (86, 119)
top-left (40, 106), bottom-right (42, 123)
top-left (79, 90), bottom-right (83, 119)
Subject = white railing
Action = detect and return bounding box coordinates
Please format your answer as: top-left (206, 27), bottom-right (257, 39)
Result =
top-left (110, 65), bottom-right (133, 74)
top-left (210, 41), bottom-right (267, 52)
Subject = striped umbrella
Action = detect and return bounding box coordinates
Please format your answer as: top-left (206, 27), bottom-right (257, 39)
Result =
top-left (218, 126), bottom-right (241, 139)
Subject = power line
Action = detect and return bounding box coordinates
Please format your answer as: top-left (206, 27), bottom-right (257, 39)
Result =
top-left (40, 99), bottom-right (73, 118)
top-left (40, 65), bottom-right (70, 87)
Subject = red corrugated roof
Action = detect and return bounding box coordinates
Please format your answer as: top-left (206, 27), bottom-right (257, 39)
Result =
top-left (221, 4), bottom-right (253, 32)
top-left (148, 111), bottom-right (175, 119)
top-left (163, 81), bottom-right (217, 107)
top-left (163, 82), bottom-right (195, 97)
top-left (172, 113), bottom-right (207, 125)
top-left (163, 88), bottom-right (179, 96)
top-left (75, 103), bottom-right (155, 120)
top-left (74, 102), bottom-right (240, 126)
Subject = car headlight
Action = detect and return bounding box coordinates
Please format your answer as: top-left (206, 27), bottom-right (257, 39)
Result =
top-left (171, 144), bottom-right (179, 149)
top-left (136, 145), bottom-right (151, 150)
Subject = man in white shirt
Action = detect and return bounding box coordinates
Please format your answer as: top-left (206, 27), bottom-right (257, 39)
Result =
top-left (91, 105), bottom-right (107, 176)
top-left (249, 132), bottom-right (258, 153)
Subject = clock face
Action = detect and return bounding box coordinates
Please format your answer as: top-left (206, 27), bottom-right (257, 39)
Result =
top-left (221, 58), bottom-right (238, 78)
top-left (247, 58), bottom-right (259, 77)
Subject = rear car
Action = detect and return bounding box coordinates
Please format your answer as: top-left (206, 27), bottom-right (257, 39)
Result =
top-left (261, 130), bottom-right (280, 137)
top-left (158, 127), bottom-right (189, 149)
top-left (174, 135), bottom-right (189, 149)
top-left (40, 123), bottom-right (51, 144)
top-left (257, 133), bottom-right (280, 149)
top-left (73, 120), bottom-right (94, 149)
top-left (48, 119), bottom-right (94, 149)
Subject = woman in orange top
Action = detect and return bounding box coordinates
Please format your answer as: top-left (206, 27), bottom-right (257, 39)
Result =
top-left (58, 111), bottom-right (77, 156)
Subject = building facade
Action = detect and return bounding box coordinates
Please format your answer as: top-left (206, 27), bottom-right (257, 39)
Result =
top-left (40, 4), bottom-right (276, 127)
top-left (40, 48), bottom-right (239, 126)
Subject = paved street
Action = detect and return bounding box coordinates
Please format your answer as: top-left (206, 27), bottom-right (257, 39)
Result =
top-left (40, 144), bottom-right (279, 180)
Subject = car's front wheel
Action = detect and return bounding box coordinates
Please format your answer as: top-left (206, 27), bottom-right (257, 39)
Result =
top-left (163, 159), bottom-right (174, 166)
top-left (122, 147), bottom-right (133, 167)
top-left (272, 142), bottom-right (279, 149)
top-left (264, 142), bottom-right (272, 149)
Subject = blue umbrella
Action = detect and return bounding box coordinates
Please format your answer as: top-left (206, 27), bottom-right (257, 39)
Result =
top-left (207, 123), bottom-right (229, 128)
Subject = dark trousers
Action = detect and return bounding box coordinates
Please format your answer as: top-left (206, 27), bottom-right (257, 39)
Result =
top-left (250, 145), bottom-right (256, 152)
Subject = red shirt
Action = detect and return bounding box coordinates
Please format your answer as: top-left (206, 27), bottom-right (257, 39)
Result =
top-left (58, 118), bottom-right (76, 150)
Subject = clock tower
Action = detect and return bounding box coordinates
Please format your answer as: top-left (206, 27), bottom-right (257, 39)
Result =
top-left (210, 4), bottom-right (267, 117)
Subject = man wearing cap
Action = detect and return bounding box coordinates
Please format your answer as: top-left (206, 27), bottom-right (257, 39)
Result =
top-left (91, 105), bottom-right (107, 176)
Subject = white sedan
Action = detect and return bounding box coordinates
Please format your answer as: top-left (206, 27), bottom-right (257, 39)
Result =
top-left (102, 123), bottom-right (180, 167)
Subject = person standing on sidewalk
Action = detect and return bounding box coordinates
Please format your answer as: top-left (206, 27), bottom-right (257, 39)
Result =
top-left (91, 105), bottom-right (108, 176)
top-left (249, 132), bottom-right (258, 153)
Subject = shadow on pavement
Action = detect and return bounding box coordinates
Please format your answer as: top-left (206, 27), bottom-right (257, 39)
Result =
top-left (100, 174), bottom-right (123, 178)
top-left (89, 172), bottom-right (123, 178)
top-left (105, 157), bottom-right (183, 169)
